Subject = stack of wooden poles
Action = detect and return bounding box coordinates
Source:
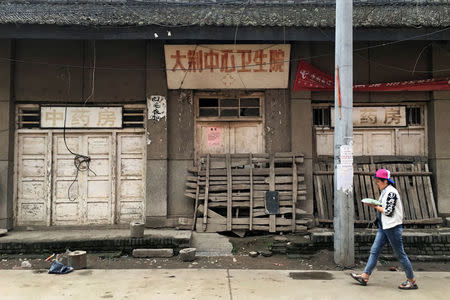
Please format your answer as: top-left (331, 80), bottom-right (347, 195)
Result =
top-left (185, 153), bottom-right (309, 233)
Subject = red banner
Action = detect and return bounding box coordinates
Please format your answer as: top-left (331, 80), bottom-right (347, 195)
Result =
top-left (293, 60), bottom-right (450, 92)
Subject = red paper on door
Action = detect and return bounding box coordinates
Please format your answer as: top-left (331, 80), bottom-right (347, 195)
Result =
top-left (207, 127), bottom-right (222, 147)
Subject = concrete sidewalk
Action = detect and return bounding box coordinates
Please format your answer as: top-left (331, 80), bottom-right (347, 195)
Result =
top-left (0, 269), bottom-right (447, 300)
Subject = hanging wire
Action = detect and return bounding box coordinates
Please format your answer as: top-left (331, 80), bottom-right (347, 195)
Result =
top-left (63, 106), bottom-right (97, 202)
top-left (63, 41), bottom-right (98, 202)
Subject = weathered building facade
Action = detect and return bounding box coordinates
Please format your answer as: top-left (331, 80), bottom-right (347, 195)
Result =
top-left (0, 0), bottom-right (449, 229)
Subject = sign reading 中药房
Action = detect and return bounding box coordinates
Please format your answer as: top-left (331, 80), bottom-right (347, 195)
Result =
top-left (40, 107), bottom-right (123, 128)
top-left (331, 106), bottom-right (406, 127)
top-left (164, 44), bottom-right (291, 89)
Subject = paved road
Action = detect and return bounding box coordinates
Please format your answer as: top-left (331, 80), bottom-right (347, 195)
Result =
top-left (1, 269), bottom-right (448, 300)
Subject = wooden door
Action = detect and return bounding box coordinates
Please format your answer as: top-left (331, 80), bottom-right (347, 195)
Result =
top-left (52, 133), bottom-right (114, 225)
top-left (116, 133), bottom-right (146, 223)
top-left (16, 133), bottom-right (51, 226)
top-left (196, 121), bottom-right (264, 156)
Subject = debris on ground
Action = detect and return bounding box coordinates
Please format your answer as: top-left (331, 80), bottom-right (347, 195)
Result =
top-left (179, 248), bottom-right (196, 262)
top-left (48, 261), bottom-right (73, 274)
top-left (261, 251), bottom-right (273, 257)
top-left (21, 260), bottom-right (31, 268)
top-left (249, 251), bottom-right (259, 258)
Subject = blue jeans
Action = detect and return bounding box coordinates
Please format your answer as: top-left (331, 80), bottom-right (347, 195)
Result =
top-left (363, 225), bottom-right (415, 279)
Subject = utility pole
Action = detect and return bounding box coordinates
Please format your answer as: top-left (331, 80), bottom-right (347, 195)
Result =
top-left (334, 0), bottom-right (354, 267)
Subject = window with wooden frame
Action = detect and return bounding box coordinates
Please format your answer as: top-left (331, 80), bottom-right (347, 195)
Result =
top-left (406, 105), bottom-right (424, 126)
top-left (196, 93), bottom-right (263, 121)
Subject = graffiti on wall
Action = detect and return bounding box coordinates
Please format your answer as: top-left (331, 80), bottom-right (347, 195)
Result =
top-left (148, 95), bottom-right (167, 121)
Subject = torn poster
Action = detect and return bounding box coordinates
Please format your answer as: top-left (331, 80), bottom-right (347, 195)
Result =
top-left (207, 127), bottom-right (222, 147)
top-left (336, 164), bottom-right (353, 193)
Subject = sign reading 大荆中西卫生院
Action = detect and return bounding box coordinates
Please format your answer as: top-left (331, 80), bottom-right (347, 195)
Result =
top-left (40, 107), bottom-right (122, 128)
top-left (331, 106), bottom-right (406, 127)
top-left (164, 44), bottom-right (290, 89)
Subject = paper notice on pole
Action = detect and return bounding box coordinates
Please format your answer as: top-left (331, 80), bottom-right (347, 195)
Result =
top-left (336, 164), bottom-right (353, 193)
top-left (340, 144), bottom-right (353, 166)
top-left (207, 127), bottom-right (222, 147)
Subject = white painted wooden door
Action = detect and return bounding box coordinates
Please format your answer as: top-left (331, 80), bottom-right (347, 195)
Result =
top-left (196, 122), bottom-right (264, 156)
top-left (116, 133), bottom-right (146, 223)
top-left (52, 133), bottom-right (114, 225)
top-left (16, 131), bottom-right (146, 226)
top-left (16, 133), bottom-right (51, 226)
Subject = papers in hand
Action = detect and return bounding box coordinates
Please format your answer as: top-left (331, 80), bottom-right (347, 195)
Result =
top-left (361, 198), bottom-right (381, 206)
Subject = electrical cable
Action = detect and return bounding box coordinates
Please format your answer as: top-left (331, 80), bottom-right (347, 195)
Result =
top-left (0, 26), bottom-right (449, 73)
top-left (62, 41), bottom-right (98, 202)
top-left (63, 106), bottom-right (97, 202)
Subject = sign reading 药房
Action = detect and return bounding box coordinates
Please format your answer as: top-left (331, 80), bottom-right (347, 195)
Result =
top-left (331, 106), bottom-right (406, 127)
top-left (40, 107), bottom-right (123, 128)
top-left (164, 44), bottom-right (290, 89)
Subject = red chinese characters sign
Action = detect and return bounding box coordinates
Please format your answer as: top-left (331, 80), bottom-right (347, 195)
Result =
top-left (165, 45), bottom-right (290, 89)
top-left (294, 60), bottom-right (450, 92)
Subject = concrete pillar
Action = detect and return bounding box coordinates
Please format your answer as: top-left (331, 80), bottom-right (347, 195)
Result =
top-left (429, 93), bottom-right (450, 216)
top-left (145, 41), bottom-right (168, 225)
top-left (430, 41), bottom-right (450, 216)
top-left (290, 43), bottom-right (314, 216)
top-left (0, 39), bottom-right (14, 229)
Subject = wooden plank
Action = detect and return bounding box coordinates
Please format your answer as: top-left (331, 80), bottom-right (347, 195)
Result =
top-left (191, 163), bottom-right (201, 231)
top-left (269, 154), bottom-right (276, 233)
top-left (323, 163), bottom-right (333, 220)
top-left (414, 163), bottom-right (429, 219)
top-left (226, 153), bottom-right (232, 231)
top-left (397, 164), bottom-right (411, 220)
top-left (203, 154), bottom-right (210, 227)
top-left (353, 165), bottom-right (364, 222)
top-left (208, 199), bottom-right (304, 208)
top-left (292, 155), bottom-right (298, 233)
top-left (314, 172), bottom-right (325, 220)
top-left (359, 165), bottom-right (370, 222)
top-left (402, 164), bottom-right (417, 220)
top-left (313, 171), bottom-right (433, 176)
top-left (197, 204), bottom-right (226, 220)
top-left (249, 153), bottom-right (254, 231)
top-left (188, 167), bottom-right (304, 176)
top-left (425, 164), bottom-right (438, 218)
top-left (409, 163), bottom-right (423, 220)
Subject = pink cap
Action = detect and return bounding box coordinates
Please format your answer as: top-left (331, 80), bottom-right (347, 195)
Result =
top-left (374, 169), bottom-right (395, 184)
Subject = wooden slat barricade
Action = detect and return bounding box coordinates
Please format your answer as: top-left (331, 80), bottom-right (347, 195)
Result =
top-left (313, 162), bottom-right (442, 225)
top-left (185, 153), bottom-right (308, 233)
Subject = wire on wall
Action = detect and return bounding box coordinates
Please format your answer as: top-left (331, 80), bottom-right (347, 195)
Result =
top-left (64, 41), bottom-right (98, 202)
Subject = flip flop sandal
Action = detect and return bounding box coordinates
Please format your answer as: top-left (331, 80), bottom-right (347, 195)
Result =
top-left (398, 280), bottom-right (418, 290)
top-left (350, 273), bottom-right (368, 286)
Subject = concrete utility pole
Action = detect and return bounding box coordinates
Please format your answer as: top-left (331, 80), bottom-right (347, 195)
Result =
top-left (334, 0), bottom-right (354, 267)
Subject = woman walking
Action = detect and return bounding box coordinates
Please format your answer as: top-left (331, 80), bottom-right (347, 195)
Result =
top-left (350, 169), bottom-right (418, 290)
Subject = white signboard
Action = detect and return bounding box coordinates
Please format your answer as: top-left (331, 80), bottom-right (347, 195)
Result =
top-left (331, 106), bottom-right (406, 127)
top-left (164, 44), bottom-right (291, 89)
top-left (147, 95), bottom-right (167, 121)
top-left (41, 107), bottom-right (122, 128)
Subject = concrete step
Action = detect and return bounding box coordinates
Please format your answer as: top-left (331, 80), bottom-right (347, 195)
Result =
top-left (0, 229), bottom-right (191, 255)
top-left (190, 232), bottom-right (233, 257)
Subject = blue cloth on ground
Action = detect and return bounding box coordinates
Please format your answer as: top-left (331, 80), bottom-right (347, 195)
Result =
top-left (48, 261), bottom-right (74, 274)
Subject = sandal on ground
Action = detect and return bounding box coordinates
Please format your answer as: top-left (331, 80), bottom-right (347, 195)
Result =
top-left (398, 280), bottom-right (418, 290)
top-left (350, 273), bottom-right (368, 286)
